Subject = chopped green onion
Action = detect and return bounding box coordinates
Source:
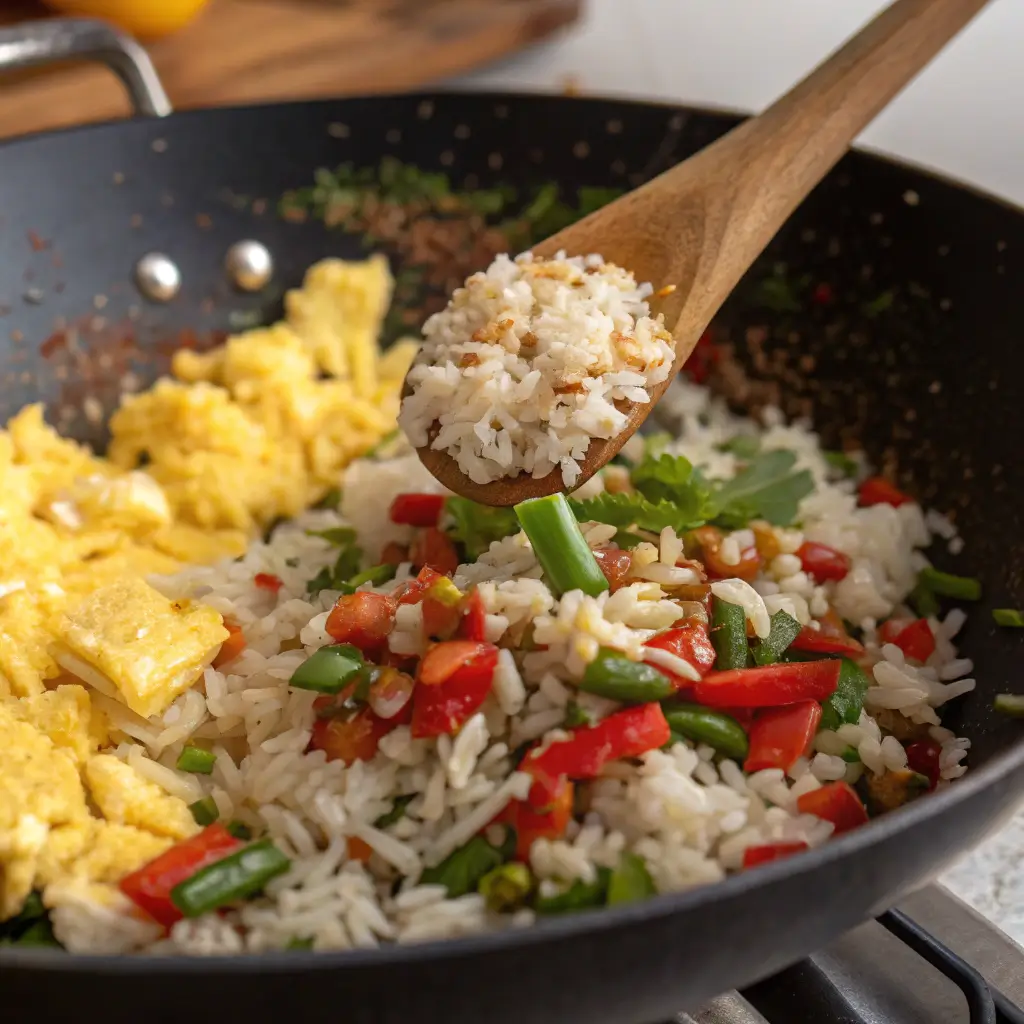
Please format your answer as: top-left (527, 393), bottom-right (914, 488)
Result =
top-left (909, 581), bottom-right (940, 618)
top-left (607, 852), bottom-right (656, 906)
top-left (752, 610), bottom-right (802, 665)
top-left (993, 608), bottom-right (1024, 628)
top-left (839, 746), bottom-right (862, 763)
top-left (534, 868), bottom-right (611, 914)
top-left (994, 694), bottom-right (1024, 718)
top-left (373, 794), bottom-right (415, 830)
top-left (580, 648), bottom-right (675, 703)
top-left (189, 796), bottom-right (219, 826)
top-left (819, 658), bottom-right (870, 732)
top-left (711, 597), bottom-right (749, 670)
top-left (515, 494), bottom-right (609, 598)
top-left (176, 745), bottom-right (216, 774)
top-left (662, 703), bottom-right (749, 761)
top-left (171, 840), bottom-right (291, 917)
top-left (286, 936), bottom-right (314, 950)
top-left (289, 644), bottom-right (365, 693)
top-left (226, 821), bottom-right (252, 841)
top-left (307, 526), bottom-right (357, 547)
top-left (420, 835), bottom-right (507, 898)
top-left (342, 564), bottom-right (398, 593)
top-left (478, 863), bottom-right (534, 912)
top-left (918, 567), bottom-right (982, 602)
top-left (563, 700), bottom-right (592, 728)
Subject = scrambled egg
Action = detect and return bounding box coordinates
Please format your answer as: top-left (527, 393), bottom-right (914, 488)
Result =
top-left (0, 255), bottom-right (417, 922)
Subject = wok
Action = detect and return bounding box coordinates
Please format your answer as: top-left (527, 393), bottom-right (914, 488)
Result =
top-left (0, 17), bottom-right (1021, 1024)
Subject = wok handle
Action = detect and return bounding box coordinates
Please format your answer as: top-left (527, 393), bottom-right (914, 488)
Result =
top-left (0, 17), bottom-right (171, 119)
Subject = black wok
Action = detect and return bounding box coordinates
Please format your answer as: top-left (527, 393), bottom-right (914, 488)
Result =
top-left (0, 17), bottom-right (1021, 1024)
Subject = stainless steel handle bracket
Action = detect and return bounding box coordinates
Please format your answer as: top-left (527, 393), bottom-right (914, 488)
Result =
top-left (0, 17), bottom-right (171, 118)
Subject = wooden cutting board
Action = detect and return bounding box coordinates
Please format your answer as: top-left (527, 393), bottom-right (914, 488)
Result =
top-left (0, 0), bottom-right (581, 140)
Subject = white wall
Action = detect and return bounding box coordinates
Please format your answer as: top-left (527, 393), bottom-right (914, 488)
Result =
top-left (453, 0), bottom-right (1024, 204)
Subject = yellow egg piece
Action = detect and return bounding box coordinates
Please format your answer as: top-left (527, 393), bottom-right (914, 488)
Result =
top-left (43, 0), bottom-right (212, 39)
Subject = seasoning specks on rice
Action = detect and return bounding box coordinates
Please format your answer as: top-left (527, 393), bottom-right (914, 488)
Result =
top-left (398, 252), bottom-right (674, 487)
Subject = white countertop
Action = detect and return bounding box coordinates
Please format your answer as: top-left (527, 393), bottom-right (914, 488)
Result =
top-left (451, 0), bottom-right (1024, 947)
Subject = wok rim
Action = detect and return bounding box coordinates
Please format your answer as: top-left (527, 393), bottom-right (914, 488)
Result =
top-left (0, 89), bottom-right (1021, 974)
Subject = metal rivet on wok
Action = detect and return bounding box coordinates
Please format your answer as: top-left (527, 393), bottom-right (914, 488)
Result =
top-left (135, 252), bottom-right (181, 302)
top-left (225, 240), bottom-right (274, 292)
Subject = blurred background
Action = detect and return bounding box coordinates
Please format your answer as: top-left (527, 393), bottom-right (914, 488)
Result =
top-left (3, 0), bottom-right (1022, 203)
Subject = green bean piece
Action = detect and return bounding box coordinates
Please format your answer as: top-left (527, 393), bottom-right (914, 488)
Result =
top-left (478, 863), bottom-right (534, 912)
top-left (514, 494), bottom-right (609, 598)
top-left (580, 648), bottom-right (676, 703)
top-left (752, 610), bottom-right (802, 665)
top-left (170, 840), bottom-right (291, 917)
top-left (534, 868), bottom-right (611, 914)
top-left (819, 658), bottom-right (870, 731)
top-left (994, 694), bottom-right (1024, 718)
top-left (176, 745), bottom-right (216, 774)
top-left (188, 796), bottom-right (219, 826)
top-left (662, 703), bottom-right (749, 761)
top-left (289, 644), bottom-right (365, 693)
top-left (993, 609), bottom-right (1024, 628)
top-left (711, 597), bottom-right (750, 670)
top-left (607, 852), bottom-right (656, 906)
top-left (917, 567), bottom-right (982, 601)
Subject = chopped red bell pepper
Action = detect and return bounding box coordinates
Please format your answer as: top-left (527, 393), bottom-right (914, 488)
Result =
top-left (744, 701), bottom-right (822, 772)
top-left (645, 624), bottom-right (716, 683)
top-left (119, 823), bottom-right (241, 928)
top-left (422, 597), bottom-right (462, 641)
top-left (885, 618), bottom-right (936, 663)
top-left (693, 659), bottom-right (841, 708)
top-left (523, 703), bottom-right (670, 781)
top-left (326, 592), bottom-right (396, 655)
top-left (797, 542), bottom-right (851, 583)
top-left (254, 572), bottom-right (283, 593)
top-left (458, 588), bottom-right (488, 642)
top-left (858, 476), bottom-right (911, 508)
top-left (213, 621), bottom-right (246, 668)
top-left (791, 608), bottom-right (863, 656)
top-left (410, 526), bottom-right (460, 576)
top-left (592, 545), bottom-right (633, 592)
top-left (796, 781), bottom-right (869, 834)
top-left (692, 525), bottom-right (761, 582)
top-left (389, 493), bottom-right (447, 528)
top-left (410, 642), bottom-right (499, 737)
top-left (347, 837), bottom-right (375, 863)
top-left (309, 703), bottom-right (402, 764)
top-left (905, 738), bottom-right (942, 789)
top-left (742, 841), bottom-right (809, 868)
top-left (505, 776), bottom-right (575, 861)
top-left (684, 327), bottom-right (720, 384)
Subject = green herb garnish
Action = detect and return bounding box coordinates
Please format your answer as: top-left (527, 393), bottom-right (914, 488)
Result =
top-left (918, 567), bottom-right (982, 602)
top-left (445, 497), bottom-right (519, 559)
top-left (373, 794), bottom-right (416, 830)
top-left (420, 836), bottom-right (509, 898)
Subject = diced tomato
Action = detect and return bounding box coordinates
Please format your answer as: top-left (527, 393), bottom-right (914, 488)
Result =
top-left (325, 592), bottom-right (396, 655)
top-left (523, 703), bottom-right (670, 781)
top-left (797, 542), bottom-right (851, 583)
top-left (796, 781), bottom-right (869, 834)
top-left (422, 597), bottom-right (462, 640)
top-left (691, 525), bottom-right (761, 582)
top-left (694, 659), bottom-right (841, 708)
top-left (380, 541), bottom-right (409, 565)
top-left (684, 327), bottom-right (719, 384)
top-left (396, 566), bottom-right (446, 605)
top-left (791, 607), bottom-right (864, 656)
top-left (505, 776), bottom-right (574, 861)
top-left (645, 624), bottom-right (716, 684)
top-left (213, 621), bottom-right (246, 668)
top-left (389, 493), bottom-right (447, 528)
top-left (878, 618), bottom-right (907, 645)
top-left (411, 643), bottom-right (499, 737)
top-left (811, 282), bottom-right (834, 306)
top-left (119, 824), bottom-right (241, 928)
top-left (254, 572), bottom-right (283, 593)
top-left (744, 701), bottom-right (822, 772)
top-left (592, 545), bottom-right (634, 592)
top-left (742, 841), bottom-right (809, 868)
top-left (886, 618), bottom-right (936, 663)
top-left (458, 588), bottom-right (488, 642)
top-left (905, 739), bottom-right (942, 789)
top-left (858, 476), bottom-right (911, 508)
top-left (310, 706), bottom-right (398, 764)
top-left (410, 527), bottom-right (460, 576)
top-left (347, 837), bottom-right (375, 863)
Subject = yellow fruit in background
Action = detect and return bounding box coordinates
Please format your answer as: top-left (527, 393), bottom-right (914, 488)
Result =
top-left (43, 0), bottom-right (213, 39)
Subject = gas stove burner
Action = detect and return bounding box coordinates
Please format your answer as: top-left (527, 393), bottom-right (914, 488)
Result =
top-left (682, 886), bottom-right (1024, 1024)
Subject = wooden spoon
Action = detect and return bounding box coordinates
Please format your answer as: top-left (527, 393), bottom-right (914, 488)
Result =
top-left (410, 0), bottom-right (989, 506)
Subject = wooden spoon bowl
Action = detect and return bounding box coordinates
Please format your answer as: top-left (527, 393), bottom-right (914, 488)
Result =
top-left (413, 0), bottom-right (990, 506)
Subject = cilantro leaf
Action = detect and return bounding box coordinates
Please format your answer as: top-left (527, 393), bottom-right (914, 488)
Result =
top-left (718, 434), bottom-right (761, 459)
top-left (569, 491), bottom-right (707, 536)
top-left (373, 793), bottom-right (415, 830)
top-left (709, 449), bottom-right (814, 528)
top-left (308, 526), bottom-right (357, 547)
top-left (445, 497), bottom-right (519, 559)
top-left (306, 528), bottom-right (363, 596)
